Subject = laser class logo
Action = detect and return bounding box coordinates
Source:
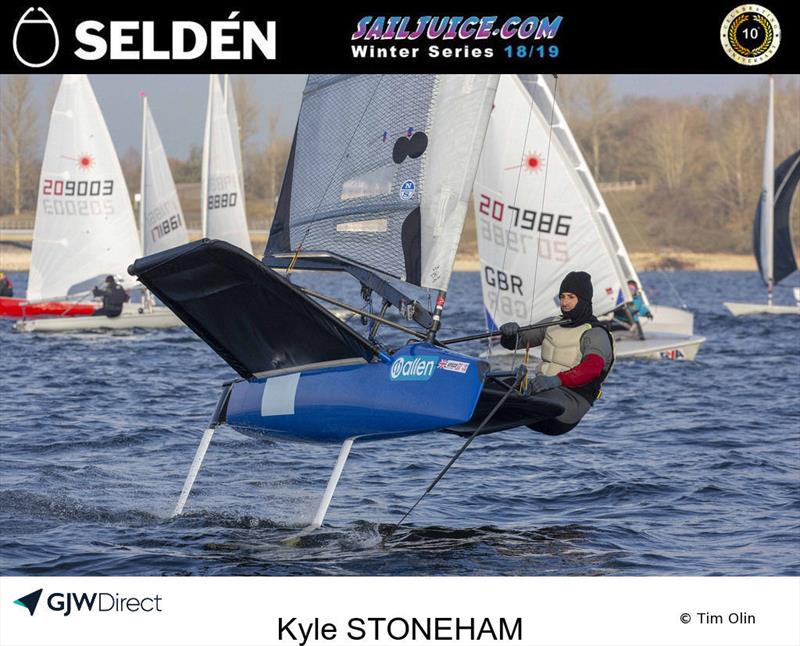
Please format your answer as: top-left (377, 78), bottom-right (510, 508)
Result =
top-left (720, 5), bottom-right (781, 65)
top-left (390, 356), bottom-right (436, 381)
top-left (13, 7), bottom-right (60, 68)
top-left (14, 589), bottom-right (43, 616)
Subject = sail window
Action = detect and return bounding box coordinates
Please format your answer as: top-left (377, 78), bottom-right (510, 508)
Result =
top-left (340, 165), bottom-right (394, 200)
top-left (336, 218), bottom-right (388, 233)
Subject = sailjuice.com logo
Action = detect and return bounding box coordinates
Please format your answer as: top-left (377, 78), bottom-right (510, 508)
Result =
top-left (13, 588), bottom-right (164, 617)
top-left (12, 6), bottom-right (276, 68)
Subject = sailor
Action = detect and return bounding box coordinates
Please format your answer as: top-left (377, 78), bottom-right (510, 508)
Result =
top-left (499, 271), bottom-right (615, 436)
top-left (0, 271), bottom-right (13, 297)
top-left (612, 279), bottom-right (653, 331)
top-left (91, 275), bottom-right (129, 318)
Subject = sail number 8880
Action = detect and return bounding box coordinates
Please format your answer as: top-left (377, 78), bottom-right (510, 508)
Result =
top-left (478, 194), bottom-right (571, 236)
top-left (208, 192), bottom-right (238, 210)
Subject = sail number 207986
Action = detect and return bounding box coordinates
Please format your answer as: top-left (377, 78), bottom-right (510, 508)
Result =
top-left (477, 194), bottom-right (572, 235)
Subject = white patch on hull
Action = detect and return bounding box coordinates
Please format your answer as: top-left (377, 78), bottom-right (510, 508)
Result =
top-left (261, 372), bottom-right (300, 416)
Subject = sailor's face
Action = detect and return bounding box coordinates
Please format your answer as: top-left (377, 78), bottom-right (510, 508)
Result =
top-left (560, 292), bottom-right (578, 312)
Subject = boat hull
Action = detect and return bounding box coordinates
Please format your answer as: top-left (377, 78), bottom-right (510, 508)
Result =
top-left (14, 304), bottom-right (182, 332)
top-left (613, 333), bottom-right (706, 361)
top-left (225, 343), bottom-right (490, 444)
top-left (0, 297), bottom-right (96, 319)
top-left (723, 302), bottom-right (800, 316)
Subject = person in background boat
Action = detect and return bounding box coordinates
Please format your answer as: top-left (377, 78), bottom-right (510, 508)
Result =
top-left (0, 272), bottom-right (13, 297)
top-left (610, 280), bottom-right (653, 335)
top-left (498, 271), bottom-right (615, 437)
top-left (91, 275), bottom-right (129, 318)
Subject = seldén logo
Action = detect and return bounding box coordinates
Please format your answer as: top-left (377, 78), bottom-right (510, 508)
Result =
top-left (13, 8), bottom-right (59, 68)
top-left (13, 588), bottom-right (164, 617)
top-left (12, 7), bottom-right (276, 68)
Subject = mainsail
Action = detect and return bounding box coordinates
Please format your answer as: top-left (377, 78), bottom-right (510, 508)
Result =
top-left (753, 78), bottom-right (799, 287)
top-left (771, 150), bottom-right (800, 284)
top-left (140, 97), bottom-right (189, 256)
top-left (201, 75), bottom-right (252, 254)
top-left (474, 74), bottom-right (639, 330)
top-left (28, 74), bottom-right (141, 301)
top-left (265, 74), bottom-right (499, 292)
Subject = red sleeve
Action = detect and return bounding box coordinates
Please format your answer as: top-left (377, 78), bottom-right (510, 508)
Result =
top-left (557, 354), bottom-right (605, 388)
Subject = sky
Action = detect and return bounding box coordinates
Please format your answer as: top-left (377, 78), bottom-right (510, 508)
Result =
top-left (0, 74), bottom-right (784, 160)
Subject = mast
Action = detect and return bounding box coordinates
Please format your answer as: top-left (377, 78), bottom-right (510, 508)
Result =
top-left (200, 75), bottom-right (213, 238)
top-left (763, 75), bottom-right (775, 305)
top-left (139, 94), bottom-right (147, 254)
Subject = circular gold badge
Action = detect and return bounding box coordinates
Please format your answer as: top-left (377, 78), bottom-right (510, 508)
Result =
top-left (721, 5), bottom-right (781, 65)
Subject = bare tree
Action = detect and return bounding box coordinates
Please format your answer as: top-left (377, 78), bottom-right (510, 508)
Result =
top-left (0, 75), bottom-right (38, 215)
top-left (712, 95), bottom-right (759, 222)
top-left (561, 75), bottom-right (616, 180)
top-left (641, 103), bottom-right (697, 193)
top-left (231, 76), bottom-right (259, 149)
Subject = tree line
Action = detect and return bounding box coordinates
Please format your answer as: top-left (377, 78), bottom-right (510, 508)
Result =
top-left (1, 74), bottom-right (798, 254)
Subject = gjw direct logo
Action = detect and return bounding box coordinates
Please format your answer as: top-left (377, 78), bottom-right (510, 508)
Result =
top-left (12, 6), bottom-right (276, 68)
top-left (13, 588), bottom-right (163, 617)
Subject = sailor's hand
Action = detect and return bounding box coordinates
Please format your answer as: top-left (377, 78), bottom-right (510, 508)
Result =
top-left (499, 322), bottom-right (520, 341)
top-left (527, 374), bottom-right (561, 395)
top-left (646, 312), bottom-right (654, 321)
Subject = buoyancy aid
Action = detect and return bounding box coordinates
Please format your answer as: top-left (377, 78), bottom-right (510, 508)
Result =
top-left (538, 322), bottom-right (615, 404)
top-left (538, 323), bottom-right (592, 376)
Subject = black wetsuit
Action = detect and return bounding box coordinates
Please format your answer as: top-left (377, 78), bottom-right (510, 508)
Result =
top-left (502, 321), bottom-right (614, 436)
top-left (0, 277), bottom-right (13, 297)
top-left (92, 283), bottom-right (128, 317)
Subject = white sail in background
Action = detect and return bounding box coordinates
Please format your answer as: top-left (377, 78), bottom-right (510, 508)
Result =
top-left (201, 74), bottom-right (252, 254)
top-left (140, 97), bottom-right (189, 256)
top-left (223, 74), bottom-right (246, 213)
top-left (474, 74), bottom-right (638, 329)
top-left (28, 74), bottom-right (141, 301)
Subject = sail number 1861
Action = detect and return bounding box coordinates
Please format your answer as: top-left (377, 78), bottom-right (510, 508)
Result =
top-left (477, 194), bottom-right (572, 235)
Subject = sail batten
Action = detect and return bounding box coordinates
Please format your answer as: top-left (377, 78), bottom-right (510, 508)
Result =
top-left (264, 74), bottom-right (498, 292)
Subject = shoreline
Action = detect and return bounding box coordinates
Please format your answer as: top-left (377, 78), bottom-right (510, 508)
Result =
top-left (0, 241), bottom-right (758, 274)
top-left (453, 251), bottom-right (757, 272)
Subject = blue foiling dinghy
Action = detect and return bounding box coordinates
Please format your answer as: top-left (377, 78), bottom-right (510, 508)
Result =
top-left (129, 74), bottom-right (563, 527)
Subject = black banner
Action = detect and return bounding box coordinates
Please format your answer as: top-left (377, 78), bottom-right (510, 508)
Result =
top-left (2, 1), bottom-right (798, 73)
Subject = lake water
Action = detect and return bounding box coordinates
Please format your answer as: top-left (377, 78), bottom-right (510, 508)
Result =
top-left (1, 270), bottom-right (798, 575)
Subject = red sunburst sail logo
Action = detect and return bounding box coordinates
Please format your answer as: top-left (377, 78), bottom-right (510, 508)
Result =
top-left (505, 151), bottom-right (544, 173)
top-left (61, 153), bottom-right (95, 170)
top-left (76, 153), bottom-right (94, 170)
